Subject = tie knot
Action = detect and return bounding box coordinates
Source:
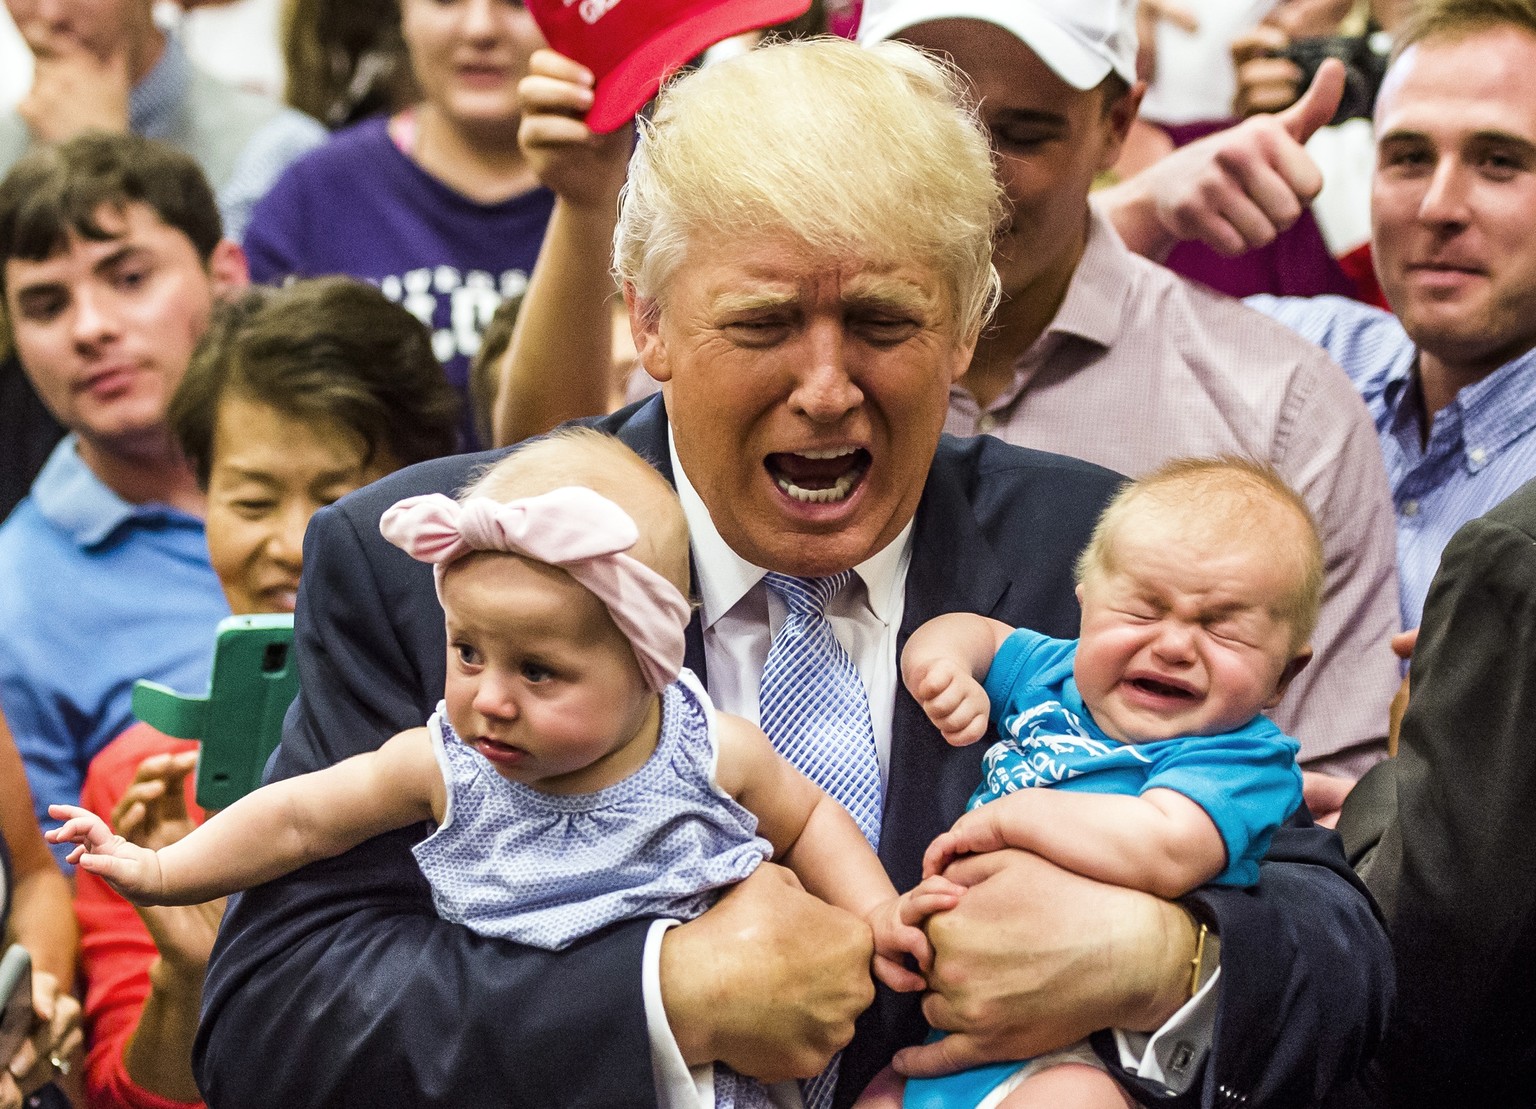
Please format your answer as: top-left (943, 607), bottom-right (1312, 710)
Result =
top-left (763, 571), bottom-right (852, 617)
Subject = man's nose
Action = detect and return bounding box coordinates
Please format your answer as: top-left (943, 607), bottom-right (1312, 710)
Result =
top-left (70, 286), bottom-right (121, 350)
top-left (788, 321), bottom-right (863, 423)
top-left (1418, 158), bottom-right (1472, 227)
top-left (265, 501), bottom-right (308, 570)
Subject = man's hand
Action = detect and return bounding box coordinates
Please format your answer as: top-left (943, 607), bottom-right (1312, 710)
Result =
top-left (517, 49), bottom-right (633, 210)
top-left (1102, 57), bottom-right (1346, 261)
top-left (1301, 770), bottom-right (1355, 828)
top-left (16, 33), bottom-right (131, 144)
top-left (1388, 628), bottom-right (1417, 757)
top-left (894, 850), bottom-right (1198, 1079)
top-left (659, 863), bottom-right (875, 1083)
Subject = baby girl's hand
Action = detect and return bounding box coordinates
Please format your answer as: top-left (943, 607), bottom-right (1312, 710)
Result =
top-left (866, 876), bottom-right (966, 993)
top-left (45, 803), bottom-right (164, 902)
top-left (904, 659), bottom-right (991, 747)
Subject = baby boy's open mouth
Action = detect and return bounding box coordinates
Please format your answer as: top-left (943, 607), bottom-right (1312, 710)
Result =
top-left (766, 447), bottom-right (871, 504)
top-left (1128, 676), bottom-right (1198, 700)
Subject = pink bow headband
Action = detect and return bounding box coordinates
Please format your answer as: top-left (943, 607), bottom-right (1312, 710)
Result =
top-left (379, 487), bottom-right (690, 692)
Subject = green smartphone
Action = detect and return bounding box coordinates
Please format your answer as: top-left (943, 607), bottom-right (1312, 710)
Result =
top-left (131, 614), bottom-right (299, 811)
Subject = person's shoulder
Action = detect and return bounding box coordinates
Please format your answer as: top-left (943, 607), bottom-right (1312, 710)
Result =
top-left (265, 116), bottom-right (392, 185)
top-left (935, 434), bottom-right (1124, 504)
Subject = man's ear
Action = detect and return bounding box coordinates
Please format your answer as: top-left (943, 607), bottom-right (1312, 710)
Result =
top-left (623, 283), bottom-right (670, 383)
top-left (1098, 78), bottom-right (1148, 172)
top-left (207, 239), bottom-right (249, 298)
top-left (1265, 645), bottom-right (1313, 709)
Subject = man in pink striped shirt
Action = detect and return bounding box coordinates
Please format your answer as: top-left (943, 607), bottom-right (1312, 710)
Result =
top-left (858, 0), bottom-right (1401, 789)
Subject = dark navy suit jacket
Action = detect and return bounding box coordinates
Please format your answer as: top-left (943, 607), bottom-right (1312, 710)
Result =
top-left (196, 398), bottom-right (1390, 1109)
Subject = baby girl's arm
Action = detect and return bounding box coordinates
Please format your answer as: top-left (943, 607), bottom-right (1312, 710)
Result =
top-left (900, 614), bottom-right (1016, 746)
top-left (714, 713), bottom-right (961, 992)
top-left (925, 787), bottom-right (1227, 900)
top-left (48, 727), bottom-right (444, 906)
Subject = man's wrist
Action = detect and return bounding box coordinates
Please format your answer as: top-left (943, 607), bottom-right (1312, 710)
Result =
top-left (658, 917), bottom-right (716, 1067)
top-left (1128, 903), bottom-right (1207, 1031)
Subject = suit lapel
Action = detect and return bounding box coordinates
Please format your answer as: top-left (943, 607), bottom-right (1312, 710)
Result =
top-left (879, 443), bottom-right (1013, 889)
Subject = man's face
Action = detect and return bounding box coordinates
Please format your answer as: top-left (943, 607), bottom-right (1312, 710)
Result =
top-left (4, 0), bottom-right (149, 62)
top-left (4, 202), bottom-right (230, 461)
top-left (898, 19), bottom-right (1137, 304)
top-left (1372, 25), bottom-right (1536, 377)
top-left (630, 230), bottom-right (973, 578)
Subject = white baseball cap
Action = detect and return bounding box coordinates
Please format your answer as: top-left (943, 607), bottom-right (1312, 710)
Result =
top-left (857, 0), bottom-right (1139, 91)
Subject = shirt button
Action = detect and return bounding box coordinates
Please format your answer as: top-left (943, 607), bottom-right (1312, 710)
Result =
top-left (1401, 500), bottom-right (1419, 518)
top-left (976, 413), bottom-right (998, 434)
top-left (1470, 447), bottom-right (1487, 464)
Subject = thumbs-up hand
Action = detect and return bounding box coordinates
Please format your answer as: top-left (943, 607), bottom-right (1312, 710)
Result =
top-left (1098, 58), bottom-right (1345, 260)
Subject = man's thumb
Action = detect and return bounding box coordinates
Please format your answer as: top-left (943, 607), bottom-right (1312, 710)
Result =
top-left (1281, 56), bottom-right (1346, 143)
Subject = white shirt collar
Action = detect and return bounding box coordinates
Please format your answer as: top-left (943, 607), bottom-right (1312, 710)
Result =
top-left (666, 423), bottom-right (913, 630)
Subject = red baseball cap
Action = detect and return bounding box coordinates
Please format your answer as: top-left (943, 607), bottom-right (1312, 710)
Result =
top-left (527, 0), bottom-right (813, 133)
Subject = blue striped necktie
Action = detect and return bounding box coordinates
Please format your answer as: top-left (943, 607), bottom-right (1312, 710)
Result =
top-left (758, 571), bottom-right (882, 847)
top-left (759, 572), bottom-right (881, 1109)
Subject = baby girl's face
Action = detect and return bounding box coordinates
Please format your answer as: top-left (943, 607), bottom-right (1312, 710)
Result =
top-left (439, 551), bottom-right (659, 794)
top-left (1072, 516), bottom-right (1308, 745)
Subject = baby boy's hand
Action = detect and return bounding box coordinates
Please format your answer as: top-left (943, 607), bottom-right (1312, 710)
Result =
top-left (867, 876), bottom-right (966, 993)
top-left (904, 660), bottom-right (991, 747)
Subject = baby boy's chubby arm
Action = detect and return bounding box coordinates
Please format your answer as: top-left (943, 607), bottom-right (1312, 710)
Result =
top-left (48, 727), bottom-right (445, 907)
top-left (925, 787), bottom-right (1228, 902)
top-left (713, 712), bottom-right (963, 992)
top-left (901, 614), bottom-right (1017, 746)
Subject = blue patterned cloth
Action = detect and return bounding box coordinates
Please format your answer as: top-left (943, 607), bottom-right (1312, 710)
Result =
top-left (413, 670), bottom-right (775, 1109)
top-left (1248, 294), bottom-right (1536, 629)
top-left (413, 669), bottom-right (771, 949)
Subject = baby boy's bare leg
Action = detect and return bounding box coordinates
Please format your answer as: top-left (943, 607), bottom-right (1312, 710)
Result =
top-left (850, 1065), bottom-right (906, 1109)
top-left (995, 1063), bottom-right (1139, 1109)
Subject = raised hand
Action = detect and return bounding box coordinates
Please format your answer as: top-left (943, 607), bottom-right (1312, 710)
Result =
top-left (517, 48), bottom-right (633, 209)
top-left (1104, 57), bottom-right (1347, 259)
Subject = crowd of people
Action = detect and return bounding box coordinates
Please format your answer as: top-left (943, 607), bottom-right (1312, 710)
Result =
top-left (0, 0), bottom-right (1533, 1107)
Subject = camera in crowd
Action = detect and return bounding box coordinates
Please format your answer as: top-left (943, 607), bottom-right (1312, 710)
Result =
top-left (1280, 32), bottom-right (1392, 125)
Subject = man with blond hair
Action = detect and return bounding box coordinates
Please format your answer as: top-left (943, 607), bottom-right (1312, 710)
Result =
top-left (199, 38), bottom-right (1388, 1109)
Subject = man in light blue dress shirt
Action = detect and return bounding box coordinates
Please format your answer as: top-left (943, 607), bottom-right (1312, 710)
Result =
top-left (1104, 0), bottom-right (1536, 634)
top-left (0, 134), bottom-right (243, 856)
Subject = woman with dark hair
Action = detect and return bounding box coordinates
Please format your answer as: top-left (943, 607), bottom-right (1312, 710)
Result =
top-left (244, 0), bottom-right (552, 451)
top-left (72, 277), bottom-right (459, 1109)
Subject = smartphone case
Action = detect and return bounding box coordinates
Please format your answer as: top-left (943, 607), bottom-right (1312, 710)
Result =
top-left (131, 613), bottom-right (298, 811)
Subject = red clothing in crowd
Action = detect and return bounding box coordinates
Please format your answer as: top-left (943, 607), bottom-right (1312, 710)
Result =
top-left (74, 723), bottom-right (206, 1109)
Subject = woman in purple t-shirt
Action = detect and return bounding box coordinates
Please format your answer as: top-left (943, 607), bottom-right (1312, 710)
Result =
top-left (244, 0), bottom-right (556, 451)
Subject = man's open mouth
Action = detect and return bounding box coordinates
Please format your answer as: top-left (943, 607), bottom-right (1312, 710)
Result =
top-left (766, 447), bottom-right (871, 504)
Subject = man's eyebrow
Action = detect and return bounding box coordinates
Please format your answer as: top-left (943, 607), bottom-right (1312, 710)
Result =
top-left (91, 243), bottom-right (146, 276)
top-left (711, 289), bottom-right (797, 315)
top-left (986, 107), bottom-right (1070, 129)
